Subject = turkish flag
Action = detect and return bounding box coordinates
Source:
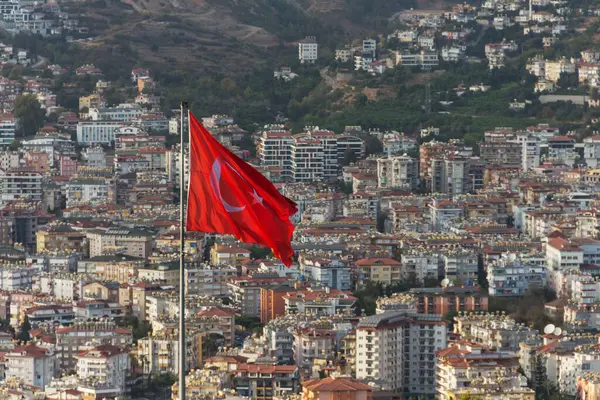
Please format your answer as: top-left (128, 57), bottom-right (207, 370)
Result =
top-left (186, 113), bottom-right (298, 266)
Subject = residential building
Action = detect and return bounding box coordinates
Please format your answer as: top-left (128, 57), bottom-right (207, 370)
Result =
top-left (0, 168), bottom-right (42, 206)
top-left (138, 328), bottom-right (205, 376)
top-left (283, 287), bottom-right (356, 315)
top-left (0, 113), bottom-right (17, 145)
top-left (76, 121), bottom-right (125, 145)
top-left (75, 345), bottom-right (129, 396)
top-left (355, 311), bottom-right (447, 395)
top-left (260, 285), bottom-right (293, 324)
top-left (454, 313), bottom-right (538, 351)
top-left (406, 286), bottom-right (489, 314)
top-left (436, 342), bottom-right (532, 400)
top-left (298, 37), bottom-right (318, 64)
top-left (487, 256), bottom-right (547, 296)
top-left (36, 222), bottom-right (87, 254)
top-left (228, 275), bottom-right (289, 317)
top-left (65, 177), bottom-right (116, 207)
top-left (86, 228), bottom-right (153, 258)
top-left (185, 263), bottom-right (237, 296)
top-left (293, 328), bottom-right (336, 371)
top-left (5, 344), bottom-right (56, 389)
top-left (545, 58), bottom-right (576, 83)
top-left (584, 136), bottom-right (600, 168)
top-left (299, 255), bottom-right (351, 290)
top-left (88, 104), bottom-right (144, 122)
top-left (355, 257), bottom-right (402, 285)
top-left (55, 320), bottom-right (133, 370)
top-left (376, 155), bottom-right (419, 190)
top-left (395, 50), bottom-right (439, 69)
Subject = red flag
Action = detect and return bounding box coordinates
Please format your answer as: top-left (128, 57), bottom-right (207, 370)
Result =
top-left (186, 113), bottom-right (298, 266)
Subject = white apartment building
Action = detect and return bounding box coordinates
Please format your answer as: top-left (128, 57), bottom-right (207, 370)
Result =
top-left (298, 37), bottom-right (318, 64)
top-left (0, 168), bottom-right (42, 206)
top-left (0, 265), bottom-right (34, 290)
top-left (5, 344), bottom-right (56, 389)
top-left (65, 177), bottom-right (116, 207)
top-left (75, 345), bottom-right (129, 395)
top-left (395, 50), bottom-right (439, 69)
top-left (137, 329), bottom-right (204, 375)
top-left (0, 114), bottom-right (17, 145)
top-left (76, 121), bottom-right (124, 145)
top-left (579, 63), bottom-right (600, 87)
top-left (376, 155), bottom-right (419, 190)
top-left (88, 104), bottom-right (144, 122)
top-left (437, 342), bottom-right (530, 400)
top-left (291, 135), bottom-right (324, 182)
top-left (258, 128), bottom-right (364, 182)
top-left (584, 135), bottom-right (600, 168)
top-left (258, 129), bottom-right (293, 181)
top-left (356, 311), bottom-right (447, 395)
top-left (487, 256), bottom-right (546, 296)
top-left (299, 256), bottom-right (351, 290)
top-left (363, 38), bottom-right (376, 56)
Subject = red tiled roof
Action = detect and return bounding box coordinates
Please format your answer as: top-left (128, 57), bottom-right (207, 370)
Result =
top-left (303, 377), bottom-right (373, 392)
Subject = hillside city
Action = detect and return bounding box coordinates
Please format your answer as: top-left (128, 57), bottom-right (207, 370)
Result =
top-left (2, 0), bottom-right (600, 399)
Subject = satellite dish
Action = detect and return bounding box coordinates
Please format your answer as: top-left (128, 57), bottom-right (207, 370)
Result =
top-left (441, 278), bottom-right (450, 287)
top-left (544, 324), bottom-right (555, 335)
top-left (554, 327), bottom-right (562, 336)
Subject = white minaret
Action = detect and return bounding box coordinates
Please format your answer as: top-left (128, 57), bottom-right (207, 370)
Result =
top-left (529, 0), bottom-right (532, 20)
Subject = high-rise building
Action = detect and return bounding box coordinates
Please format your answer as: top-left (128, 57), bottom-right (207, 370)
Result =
top-left (355, 310), bottom-right (447, 395)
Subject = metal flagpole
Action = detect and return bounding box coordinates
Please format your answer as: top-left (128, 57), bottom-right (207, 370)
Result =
top-left (178, 100), bottom-right (188, 400)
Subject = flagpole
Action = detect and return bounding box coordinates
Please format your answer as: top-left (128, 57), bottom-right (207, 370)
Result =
top-left (178, 100), bottom-right (188, 400)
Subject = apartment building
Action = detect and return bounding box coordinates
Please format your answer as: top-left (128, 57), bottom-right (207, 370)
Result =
top-left (283, 287), bottom-right (356, 315)
top-left (299, 256), bottom-right (351, 290)
top-left (75, 345), bottom-right (129, 396)
top-left (436, 342), bottom-right (533, 400)
top-left (138, 328), bottom-right (205, 375)
top-left (293, 328), bottom-right (336, 371)
top-left (234, 364), bottom-right (299, 399)
top-left (76, 121), bottom-right (124, 145)
top-left (88, 104), bottom-right (144, 122)
top-left (408, 286), bottom-right (489, 314)
top-left (228, 275), bottom-right (289, 317)
top-left (355, 257), bottom-right (402, 285)
top-left (0, 113), bottom-right (17, 145)
top-left (545, 58), bottom-right (576, 82)
top-left (480, 141), bottom-right (523, 169)
top-left (487, 257), bottom-right (546, 296)
top-left (260, 285), bottom-right (294, 324)
top-left (376, 155), bottom-right (419, 190)
top-left (0, 168), bottom-right (42, 206)
top-left (257, 128), bottom-right (365, 183)
top-left (185, 263), bottom-right (237, 296)
top-left (5, 344), bottom-right (56, 389)
top-left (65, 177), bottom-right (116, 207)
top-left (36, 222), bottom-right (87, 254)
top-left (454, 313), bottom-right (538, 351)
top-left (86, 228), bottom-right (153, 258)
top-left (355, 311), bottom-right (447, 395)
top-left (292, 135), bottom-right (325, 182)
top-left (298, 37), bottom-right (318, 64)
top-left (431, 155), bottom-right (469, 195)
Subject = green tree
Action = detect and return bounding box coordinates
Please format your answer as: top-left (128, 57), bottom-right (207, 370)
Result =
top-left (8, 140), bottom-right (21, 151)
top-left (14, 94), bottom-right (44, 137)
top-left (341, 149), bottom-right (358, 166)
top-left (17, 315), bottom-right (31, 342)
top-left (249, 245), bottom-right (273, 260)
